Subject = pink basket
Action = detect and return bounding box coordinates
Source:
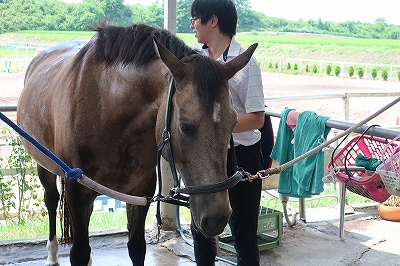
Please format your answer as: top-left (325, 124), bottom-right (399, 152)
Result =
top-left (327, 136), bottom-right (397, 203)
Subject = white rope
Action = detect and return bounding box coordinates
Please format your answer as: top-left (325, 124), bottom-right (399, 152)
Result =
top-left (78, 174), bottom-right (148, 206)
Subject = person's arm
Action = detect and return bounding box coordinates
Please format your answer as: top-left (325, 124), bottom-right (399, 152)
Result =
top-left (233, 111), bottom-right (264, 133)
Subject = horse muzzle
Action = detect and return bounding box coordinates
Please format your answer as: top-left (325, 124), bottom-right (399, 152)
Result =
top-left (190, 192), bottom-right (232, 237)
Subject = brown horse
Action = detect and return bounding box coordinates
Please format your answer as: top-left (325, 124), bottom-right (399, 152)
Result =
top-left (17, 24), bottom-right (256, 265)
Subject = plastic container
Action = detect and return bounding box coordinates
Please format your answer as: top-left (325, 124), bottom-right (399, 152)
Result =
top-left (327, 136), bottom-right (396, 202)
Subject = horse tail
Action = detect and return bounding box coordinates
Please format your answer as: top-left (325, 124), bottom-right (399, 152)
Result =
top-left (59, 177), bottom-right (73, 244)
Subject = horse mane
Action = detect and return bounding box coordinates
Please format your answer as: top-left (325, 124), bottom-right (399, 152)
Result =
top-left (92, 24), bottom-right (195, 66)
top-left (77, 23), bottom-right (224, 112)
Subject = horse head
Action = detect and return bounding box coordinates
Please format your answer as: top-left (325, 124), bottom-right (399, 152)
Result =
top-left (154, 38), bottom-right (258, 237)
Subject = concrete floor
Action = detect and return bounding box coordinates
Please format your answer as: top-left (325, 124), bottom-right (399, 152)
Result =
top-left (1, 204), bottom-right (400, 266)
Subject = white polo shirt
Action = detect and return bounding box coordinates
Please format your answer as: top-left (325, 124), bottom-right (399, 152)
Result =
top-left (194, 37), bottom-right (265, 146)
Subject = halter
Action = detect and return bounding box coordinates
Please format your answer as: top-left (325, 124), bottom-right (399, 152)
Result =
top-left (155, 79), bottom-right (245, 210)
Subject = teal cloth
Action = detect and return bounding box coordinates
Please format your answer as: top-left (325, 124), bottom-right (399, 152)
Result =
top-left (271, 109), bottom-right (331, 197)
top-left (270, 108), bottom-right (295, 196)
top-left (355, 153), bottom-right (382, 171)
top-left (293, 111), bottom-right (331, 196)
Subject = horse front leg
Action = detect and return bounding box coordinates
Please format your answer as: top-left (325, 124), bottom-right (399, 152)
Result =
top-left (127, 203), bottom-right (150, 266)
top-left (38, 166), bottom-right (60, 266)
top-left (67, 180), bottom-right (95, 266)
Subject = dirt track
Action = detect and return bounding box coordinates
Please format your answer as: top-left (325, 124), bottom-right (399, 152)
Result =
top-left (1, 71), bottom-right (400, 128)
top-left (263, 72), bottom-right (400, 129)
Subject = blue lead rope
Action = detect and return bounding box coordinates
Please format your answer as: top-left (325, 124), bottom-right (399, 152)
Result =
top-left (0, 111), bottom-right (83, 179)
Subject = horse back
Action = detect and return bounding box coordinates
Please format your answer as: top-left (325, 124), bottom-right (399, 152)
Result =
top-left (18, 41), bottom-right (88, 175)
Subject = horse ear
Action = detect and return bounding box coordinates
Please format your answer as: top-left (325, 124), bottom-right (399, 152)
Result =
top-left (153, 37), bottom-right (185, 79)
top-left (224, 43), bottom-right (258, 80)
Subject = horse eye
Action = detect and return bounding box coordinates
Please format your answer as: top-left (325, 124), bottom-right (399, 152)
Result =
top-left (180, 122), bottom-right (195, 135)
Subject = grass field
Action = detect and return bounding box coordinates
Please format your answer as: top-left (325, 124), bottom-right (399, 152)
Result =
top-left (1, 30), bottom-right (400, 65)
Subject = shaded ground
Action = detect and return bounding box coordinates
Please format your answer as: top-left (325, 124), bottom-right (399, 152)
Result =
top-left (1, 205), bottom-right (400, 265)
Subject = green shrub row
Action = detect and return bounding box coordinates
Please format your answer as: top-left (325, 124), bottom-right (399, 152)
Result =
top-left (265, 61), bottom-right (397, 81)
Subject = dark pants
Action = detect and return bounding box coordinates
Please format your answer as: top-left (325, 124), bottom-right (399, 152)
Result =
top-left (191, 141), bottom-right (263, 266)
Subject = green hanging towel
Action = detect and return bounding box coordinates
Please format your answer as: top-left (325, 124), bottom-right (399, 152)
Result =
top-left (270, 108), bottom-right (295, 196)
top-left (292, 111), bottom-right (331, 196)
top-left (271, 109), bottom-right (331, 197)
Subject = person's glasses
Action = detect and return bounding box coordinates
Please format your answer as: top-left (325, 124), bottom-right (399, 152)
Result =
top-left (190, 17), bottom-right (201, 25)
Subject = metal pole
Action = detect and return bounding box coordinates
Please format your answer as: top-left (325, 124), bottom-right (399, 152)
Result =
top-left (159, 0), bottom-right (178, 231)
top-left (339, 182), bottom-right (347, 240)
top-left (164, 0), bottom-right (176, 35)
top-left (158, 159), bottom-right (178, 230)
top-left (299, 198), bottom-right (306, 222)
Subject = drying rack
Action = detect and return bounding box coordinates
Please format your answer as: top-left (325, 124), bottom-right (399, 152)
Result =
top-left (264, 107), bottom-right (400, 239)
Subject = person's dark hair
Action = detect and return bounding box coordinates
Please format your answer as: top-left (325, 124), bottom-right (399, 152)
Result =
top-left (191, 0), bottom-right (237, 36)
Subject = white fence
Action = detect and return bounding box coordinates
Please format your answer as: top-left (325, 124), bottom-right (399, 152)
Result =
top-left (2, 42), bottom-right (400, 82)
top-left (265, 92), bottom-right (400, 122)
top-left (0, 41), bottom-right (46, 73)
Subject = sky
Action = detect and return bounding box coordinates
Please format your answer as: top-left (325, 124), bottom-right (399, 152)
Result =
top-left (250, 0), bottom-right (400, 25)
top-left (64, 0), bottom-right (400, 25)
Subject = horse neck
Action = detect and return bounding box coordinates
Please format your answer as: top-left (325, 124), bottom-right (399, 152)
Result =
top-left (87, 61), bottom-right (170, 133)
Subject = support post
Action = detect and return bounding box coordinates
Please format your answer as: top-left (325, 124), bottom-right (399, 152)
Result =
top-left (164, 0), bottom-right (176, 35)
top-left (158, 158), bottom-right (178, 230)
top-left (158, 0), bottom-right (178, 231)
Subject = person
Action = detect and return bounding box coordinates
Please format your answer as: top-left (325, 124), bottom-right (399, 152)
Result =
top-left (189, 0), bottom-right (266, 265)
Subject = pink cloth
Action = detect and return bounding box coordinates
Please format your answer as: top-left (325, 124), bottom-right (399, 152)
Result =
top-left (286, 110), bottom-right (300, 130)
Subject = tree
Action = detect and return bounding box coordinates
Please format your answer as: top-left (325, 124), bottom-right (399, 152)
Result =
top-left (382, 70), bottom-right (388, 81)
top-left (177, 0), bottom-right (192, 33)
top-left (346, 21), bottom-right (355, 34)
top-left (357, 67), bottom-right (364, 78)
top-left (334, 66), bottom-right (341, 77)
top-left (326, 65), bottom-right (332, 75)
top-left (130, 4), bottom-right (149, 24)
top-left (145, 2), bottom-right (164, 28)
top-left (101, 0), bottom-right (132, 26)
top-left (234, 0), bottom-right (266, 32)
top-left (312, 64), bottom-right (318, 73)
top-left (71, 0), bottom-right (105, 30)
top-left (1, 0), bottom-right (400, 39)
top-left (317, 18), bottom-right (327, 31)
top-left (348, 66), bottom-right (354, 78)
top-left (264, 17), bottom-right (287, 30)
top-left (387, 30), bottom-right (400, 40)
top-left (373, 17), bottom-right (386, 35)
top-left (371, 68), bottom-right (377, 79)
